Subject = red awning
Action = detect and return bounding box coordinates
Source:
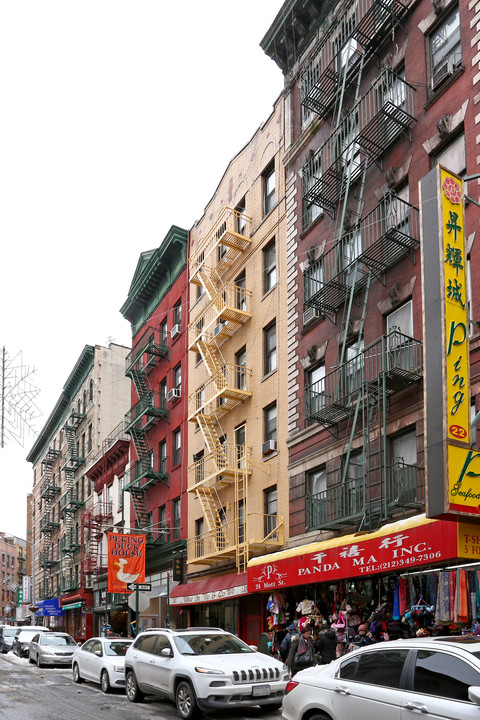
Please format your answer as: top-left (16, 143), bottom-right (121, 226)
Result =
top-left (170, 572), bottom-right (247, 606)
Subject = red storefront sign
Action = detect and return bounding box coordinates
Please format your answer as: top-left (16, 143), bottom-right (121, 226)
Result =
top-left (247, 517), bottom-right (459, 593)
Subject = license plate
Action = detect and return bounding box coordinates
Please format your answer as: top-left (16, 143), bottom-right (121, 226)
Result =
top-left (252, 684), bottom-right (271, 697)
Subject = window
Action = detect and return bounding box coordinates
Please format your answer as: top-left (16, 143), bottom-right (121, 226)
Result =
top-left (235, 347), bottom-right (247, 390)
top-left (306, 363), bottom-right (325, 418)
top-left (87, 424), bottom-right (92, 453)
top-left (263, 162), bottom-right (275, 215)
top-left (173, 429), bottom-right (181, 467)
top-left (263, 240), bottom-right (277, 293)
top-left (236, 199), bottom-right (247, 235)
top-left (159, 505), bottom-right (167, 540)
top-left (193, 449), bottom-right (205, 485)
top-left (435, 132), bottom-right (466, 175)
top-left (264, 403), bottom-right (277, 443)
top-left (173, 300), bottom-right (182, 327)
top-left (82, 390), bottom-right (87, 413)
top-left (118, 474), bottom-right (125, 508)
top-left (389, 428), bottom-right (419, 503)
top-left (173, 364), bottom-right (181, 393)
top-left (413, 650), bottom-right (480, 701)
top-left (172, 498), bottom-right (181, 540)
top-left (235, 270), bottom-right (247, 311)
top-left (307, 466), bottom-right (327, 527)
top-left (355, 649), bottom-right (409, 687)
top-left (264, 486), bottom-right (277, 539)
top-left (386, 300), bottom-right (414, 371)
top-left (384, 183), bottom-right (410, 235)
top-left (264, 322), bottom-right (277, 375)
top-left (430, 8), bottom-right (461, 91)
top-left (160, 378), bottom-right (167, 408)
top-left (235, 424), bottom-right (246, 469)
top-left (160, 319), bottom-right (168, 345)
top-left (237, 499), bottom-right (245, 544)
top-left (159, 439), bottom-right (167, 474)
top-left (196, 283), bottom-right (205, 301)
top-left (342, 450), bottom-right (364, 514)
top-left (195, 518), bottom-right (204, 558)
top-left (303, 150), bottom-right (322, 228)
top-left (89, 379), bottom-right (94, 403)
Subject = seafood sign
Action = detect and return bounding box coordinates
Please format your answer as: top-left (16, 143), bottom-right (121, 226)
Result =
top-left (107, 532), bottom-right (146, 593)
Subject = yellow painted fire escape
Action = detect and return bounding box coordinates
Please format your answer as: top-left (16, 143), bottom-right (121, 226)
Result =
top-left (188, 207), bottom-right (283, 573)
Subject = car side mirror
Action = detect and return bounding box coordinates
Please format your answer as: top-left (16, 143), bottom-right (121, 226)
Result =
top-left (469, 687), bottom-right (480, 705)
top-left (160, 647), bottom-right (173, 657)
top-left (249, 645), bottom-right (258, 651)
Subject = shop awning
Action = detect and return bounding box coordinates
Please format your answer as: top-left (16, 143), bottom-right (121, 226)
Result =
top-left (147, 582), bottom-right (178, 599)
top-left (170, 572), bottom-right (247, 605)
top-left (247, 514), bottom-right (471, 593)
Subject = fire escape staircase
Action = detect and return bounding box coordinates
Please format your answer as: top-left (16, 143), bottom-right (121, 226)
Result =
top-left (38, 447), bottom-right (61, 594)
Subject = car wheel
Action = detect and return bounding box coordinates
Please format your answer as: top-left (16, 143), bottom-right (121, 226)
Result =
top-left (36, 655), bottom-right (43, 669)
top-left (101, 670), bottom-right (111, 694)
top-left (72, 663), bottom-right (84, 684)
top-left (125, 671), bottom-right (144, 703)
top-left (175, 681), bottom-right (199, 720)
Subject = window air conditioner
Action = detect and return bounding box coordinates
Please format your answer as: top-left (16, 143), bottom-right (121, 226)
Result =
top-left (303, 307), bottom-right (321, 326)
top-left (262, 439), bottom-right (277, 455)
top-left (170, 324), bottom-right (181, 340)
top-left (431, 60), bottom-right (454, 91)
top-left (167, 388), bottom-right (181, 402)
top-left (214, 321), bottom-right (226, 337)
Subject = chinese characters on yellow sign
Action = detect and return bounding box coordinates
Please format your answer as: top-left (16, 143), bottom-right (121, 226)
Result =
top-left (441, 170), bottom-right (480, 514)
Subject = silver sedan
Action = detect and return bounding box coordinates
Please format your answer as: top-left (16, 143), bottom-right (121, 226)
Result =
top-left (72, 636), bottom-right (133, 693)
top-left (28, 632), bottom-right (77, 667)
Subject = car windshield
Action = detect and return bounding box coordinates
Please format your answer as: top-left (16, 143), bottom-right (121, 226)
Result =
top-left (104, 641), bottom-right (132, 656)
top-left (3, 628), bottom-right (18, 637)
top-left (40, 635), bottom-right (76, 646)
top-left (17, 631), bottom-right (39, 641)
top-left (173, 633), bottom-right (254, 655)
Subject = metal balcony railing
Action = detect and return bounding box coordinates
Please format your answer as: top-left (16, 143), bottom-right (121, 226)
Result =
top-left (303, 69), bottom-right (416, 215)
top-left (306, 459), bottom-right (425, 531)
top-left (305, 330), bottom-right (423, 426)
top-left (188, 363), bottom-right (252, 421)
top-left (187, 443), bottom-right (252, 490)
top-left (301, 0), bottom-right (409, 118)
top-left (39, 514), bottom-right (60, 534)
top-left (60, 532), bottom-right (81, 554)
top-left (187, 513), bottom-right (284, 564)
top-left (125, 326), bottom-right (169, 375)
top-left (60, 489), bottom-right (85, 515)
top-left (304, 193), bottom-right (420, 313)
top-left (128, 453), bottom-right (169, 486)
top-left (190, 207), bottom-right (251, 283)
top-left (124, 392), bottom-right (169, 431)
top-left (188, 283), bottom-right (252, 351)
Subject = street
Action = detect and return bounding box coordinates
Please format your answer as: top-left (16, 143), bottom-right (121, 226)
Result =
top-left (0, 653), bottom-right (282, 720)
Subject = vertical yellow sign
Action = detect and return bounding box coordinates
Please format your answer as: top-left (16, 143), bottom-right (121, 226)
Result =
top-left (442, 169), bottom-right (469, 445)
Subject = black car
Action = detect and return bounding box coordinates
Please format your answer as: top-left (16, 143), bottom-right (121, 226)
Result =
top-left (12, 627), bottom-right (51, 658)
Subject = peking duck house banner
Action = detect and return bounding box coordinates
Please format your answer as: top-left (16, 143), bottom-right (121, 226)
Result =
top-left (247, 514), bottom-right (480, 592)
top-left (107, 532), bottom-right (146, 593)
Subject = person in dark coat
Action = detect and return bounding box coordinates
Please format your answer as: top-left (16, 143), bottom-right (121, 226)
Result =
top-left (315, 623), bottom-right (337, 664)
top-left (280, 623), bottom-right (297, 661)
top-left (287, 618), bottom-right (315, 675)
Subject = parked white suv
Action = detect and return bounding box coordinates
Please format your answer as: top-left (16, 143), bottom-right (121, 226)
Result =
top-left (124, 627), bottom-right (288, 719)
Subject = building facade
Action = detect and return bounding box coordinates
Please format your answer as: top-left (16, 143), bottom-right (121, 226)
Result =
top-left (120, 225), bottom-right (189, 631)
top-left (27, 343), bottom-right (130, 640)
top-left (0, 533), bottom-right (27, 623)
top-left (172, 96), bottom-right (289, 643)
top-left (247, 0), bottom-right (480, 653)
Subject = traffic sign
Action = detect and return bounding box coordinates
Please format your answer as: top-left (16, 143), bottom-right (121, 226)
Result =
top-left (127, 582), bottom-right (151, 592)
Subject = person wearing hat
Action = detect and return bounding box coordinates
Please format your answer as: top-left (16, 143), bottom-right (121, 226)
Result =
top-left (287, 617), bottom-right (315, 675)
top-left (280, 623), bottom-right (298, 662)
top-left (315, 623), bottom-right (337, 664)
top-left (352, 623), bottom-right (374, 648)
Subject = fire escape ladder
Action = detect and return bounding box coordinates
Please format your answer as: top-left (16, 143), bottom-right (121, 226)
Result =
top-left (129, 486), bottom-right (150, 530)
top-left (235, 443), bottom-right (249, 574)
top-left (196, 486), bottom-right (227, 551)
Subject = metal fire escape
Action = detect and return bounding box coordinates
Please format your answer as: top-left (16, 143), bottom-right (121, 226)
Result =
top-left (38, 446), bottom-right (61, 599)
top-left (188, 207), bottom-right (284, 573)
top-left (60, 408), bottom-right (86, 592)
top-left (301, 0), bottom-right (422, 531)
top-left (124, 327), bottom-right (170, 538)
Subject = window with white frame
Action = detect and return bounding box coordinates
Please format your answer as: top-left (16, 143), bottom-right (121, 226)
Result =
top-left (430, 8), bottom-right (461, 91)
top-left (434, 132), bottom-right (466, 176)
top-left (263, 162), bottom-right (276, 215)
top-left (263, 240), bottom-right (277, 293)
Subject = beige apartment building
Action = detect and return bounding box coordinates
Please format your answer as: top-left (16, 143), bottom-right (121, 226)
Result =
top-left (171, 96), bottom-right (288, 642)
top-left (27, 343), bottom-right (130, 640)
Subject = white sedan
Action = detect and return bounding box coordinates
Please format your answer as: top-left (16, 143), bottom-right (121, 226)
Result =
top-left (72, 636), bottom-right (133, 693)
top-left (282, 636), bottom-right (480, 720)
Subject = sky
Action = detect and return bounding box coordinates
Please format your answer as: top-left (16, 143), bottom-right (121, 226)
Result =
top-left (0, 1), bottom-right (284, 539)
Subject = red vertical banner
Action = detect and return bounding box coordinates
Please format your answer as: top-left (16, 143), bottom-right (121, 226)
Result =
top-left (107, 533), bottom-right (146, 593)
